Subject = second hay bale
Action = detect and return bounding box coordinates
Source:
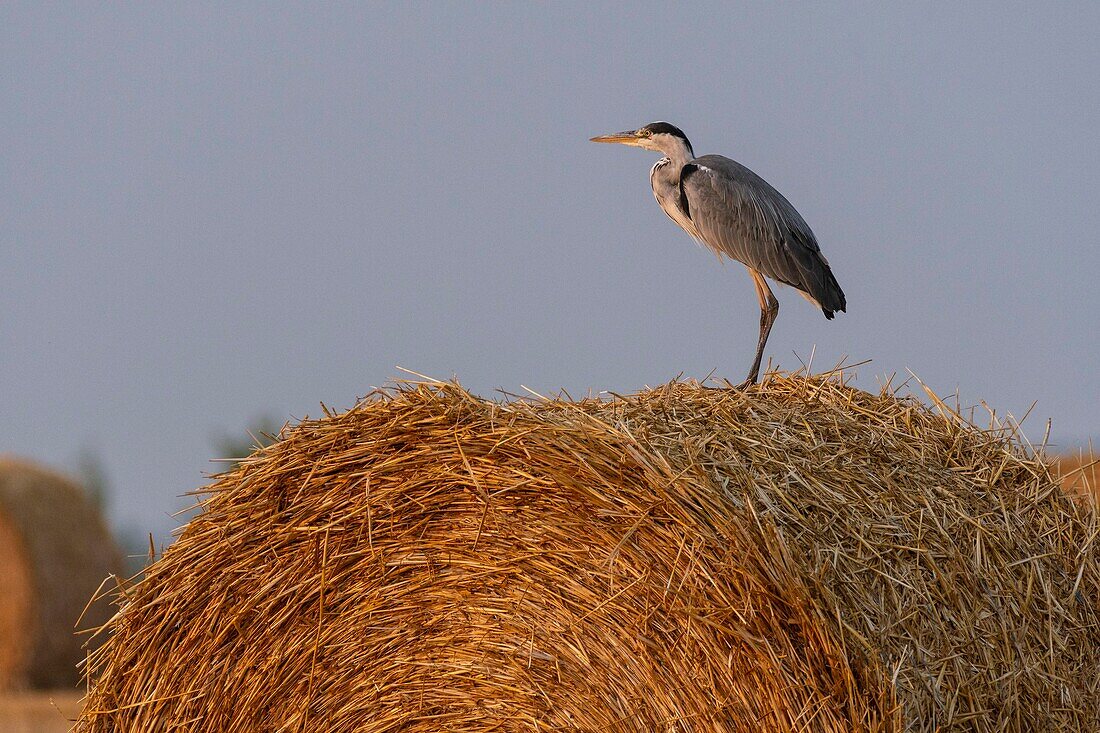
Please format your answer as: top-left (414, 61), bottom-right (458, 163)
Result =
top-left (78, 375), bottom-right (1099, 731)
top-left (0, 458), bottom-right (122, 689)
top-left (1056, 450), bottom-right (1099, 504)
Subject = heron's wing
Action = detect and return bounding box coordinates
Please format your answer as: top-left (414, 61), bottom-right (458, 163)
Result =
top-left (680, 155), bottom-right (845, 314)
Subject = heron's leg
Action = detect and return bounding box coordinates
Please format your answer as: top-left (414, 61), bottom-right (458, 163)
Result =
top-left (736, 269), bottom-right (779, 388)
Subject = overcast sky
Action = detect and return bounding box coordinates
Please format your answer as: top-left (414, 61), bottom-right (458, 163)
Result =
top-left (3, 3), bottom-right (1098, 550)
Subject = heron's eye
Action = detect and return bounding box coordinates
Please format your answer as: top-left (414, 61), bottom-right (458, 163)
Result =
top-left (639, 129), bottom-right (652, 137)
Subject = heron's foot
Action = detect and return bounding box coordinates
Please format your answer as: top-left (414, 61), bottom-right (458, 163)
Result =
top-left (730, 376), bottom-right (759, 391)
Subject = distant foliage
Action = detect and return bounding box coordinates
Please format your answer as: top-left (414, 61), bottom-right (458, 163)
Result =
top-left (75, 449), bottom-right (110, 514)
top-left (73, 450), bottom-right (147, 575)
top-left (213, 416), bottom-right (283, 472)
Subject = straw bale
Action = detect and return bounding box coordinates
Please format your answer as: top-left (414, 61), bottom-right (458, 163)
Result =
top-left (0, 457), bottom-right (122, 689)
top-left (77, 374), bottom-right (1100, 732)
top-left (0, 511), bottom-right (34, 688)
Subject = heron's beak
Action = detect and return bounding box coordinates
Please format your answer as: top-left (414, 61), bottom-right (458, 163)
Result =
top-left (589, 131), bottom-right (643, 146)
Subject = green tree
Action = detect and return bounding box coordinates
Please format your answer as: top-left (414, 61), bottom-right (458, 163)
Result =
top-left (213, 415), bottom-right (283, 471)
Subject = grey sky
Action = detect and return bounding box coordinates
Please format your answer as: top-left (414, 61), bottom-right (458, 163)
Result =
top-left (3, 3), bottom-right (1098, 548)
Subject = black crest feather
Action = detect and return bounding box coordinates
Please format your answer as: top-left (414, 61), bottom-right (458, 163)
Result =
top-left (640, 121), bottom-right (689, 142)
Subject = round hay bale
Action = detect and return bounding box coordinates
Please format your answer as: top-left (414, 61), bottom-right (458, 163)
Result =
top-left (1056, 450), bottom-right (1098, 504)
top-left (77, 376), bottom-right (1100, 732)
top-left (0, 511), bottom-right (34, 688)
top-left (0, 457), bottom-right (123, 689)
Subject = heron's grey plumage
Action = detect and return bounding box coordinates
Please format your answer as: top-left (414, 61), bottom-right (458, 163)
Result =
top-left (679, 156), bottom-right (846, 317)
top-left (590, 121), bottom-right (846, 385)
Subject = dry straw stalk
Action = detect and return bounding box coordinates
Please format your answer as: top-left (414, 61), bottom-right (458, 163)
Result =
top-left (77, 373), bottom-right (1099, 732)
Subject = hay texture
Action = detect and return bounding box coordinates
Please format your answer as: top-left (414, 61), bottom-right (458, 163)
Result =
top-left (78, 374), bottom-right (1100, 732)
top-left (0, 457), bottom-right (122, 689)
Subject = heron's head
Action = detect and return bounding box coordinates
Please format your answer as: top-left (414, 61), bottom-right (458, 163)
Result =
top-left (590, 122), bottom-right (694, 160)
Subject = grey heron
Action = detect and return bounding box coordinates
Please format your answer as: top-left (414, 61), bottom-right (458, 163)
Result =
top-left (591, 122), bottom-right (845, 387)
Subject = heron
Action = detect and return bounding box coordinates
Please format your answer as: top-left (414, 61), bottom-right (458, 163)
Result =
top-left (590, 122), bottom-right (845, 387)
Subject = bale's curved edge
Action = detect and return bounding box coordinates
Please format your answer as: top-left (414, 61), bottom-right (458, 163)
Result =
top-left (0, 457), bottom-right (123, 689)
top-left (76, 374), bottom-right (1100, 732)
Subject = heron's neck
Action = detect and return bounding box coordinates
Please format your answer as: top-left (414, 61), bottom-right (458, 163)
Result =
top-left (662, 138), bottom-right (695, 168)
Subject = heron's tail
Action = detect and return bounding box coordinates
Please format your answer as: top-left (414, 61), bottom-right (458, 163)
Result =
top-left (817, 267), bottom-right (846, 320)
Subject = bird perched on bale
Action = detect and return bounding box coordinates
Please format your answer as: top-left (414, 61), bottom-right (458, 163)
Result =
top-left (591, 122), bottom-right (846, 387)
